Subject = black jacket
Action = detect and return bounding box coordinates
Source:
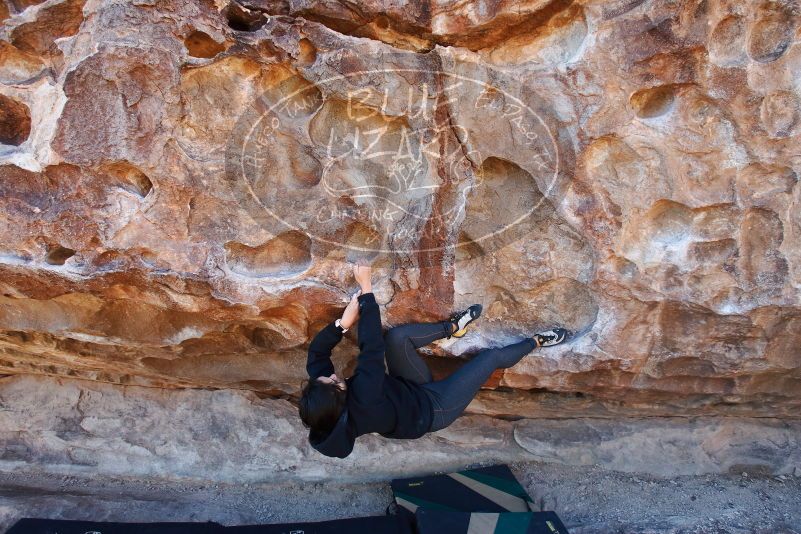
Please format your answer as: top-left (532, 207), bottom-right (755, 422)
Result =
top-left (305, 292), bottom-right (434, 458)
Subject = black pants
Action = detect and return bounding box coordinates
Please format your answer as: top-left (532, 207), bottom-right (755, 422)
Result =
top-left (383, 321), bottom-right (537, 432)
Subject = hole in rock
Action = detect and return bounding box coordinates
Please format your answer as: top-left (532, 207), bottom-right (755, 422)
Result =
top-left (630, 85), bottom-right (676, 118)
top-left (709, 15), bottom-right (745, 65)
top-left (0, 41), bottom-right (47, 84)
top-left (0, 94), bottom-right (31, 146)
top-left (2, 164), bottom-right (54, 211)
top-left (645, 200), bottom-right (694, 245)
top-left (297, 38), bottom-right (317, 66)
top-left (494, 414), bottom-right (526, 422)
top-left (238, 304), bottom-right (308, 350)
top-left (226, 2), bottom-right (267, 32)
top-left (458, 156), bottom-right (547, 254)
top-left (309, 98), bottom-right (418, 194)
top-left (456, 231), bottom-right (486, 262)
top-left (102, 161), bottom-right (153, 197)
top-left (485, 3), bottom-right (587, 66)
top-left (225, 231), bottom-right (312, 277)
top-left (184, 30), bottom-right (226, 58)
top-left (93, 249), bottom-right (129, 271)
top-left (10, 0), bottom-right (86, 56)
top-left (246, 130), bottom-right (323, 194)
top-left (374, 15), bottom-right (390, 30)
top-left (267, 71), bottom-right (324, 120)
top-left (747, 7), bottom-right (794, 63)
top-left (245, 324), bottom-right (304, 350)
top-left (5, 331), bottom-right (33, 343)
top-left (45, 244), bottom-right (75, 265)
top-left (249, 327), bottom-right (280, 349)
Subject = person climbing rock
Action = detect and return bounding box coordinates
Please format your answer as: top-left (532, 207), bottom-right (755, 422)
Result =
top-left (299, 262), bottom-right (570, 458)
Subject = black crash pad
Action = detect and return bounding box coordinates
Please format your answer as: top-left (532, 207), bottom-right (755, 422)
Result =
top-left (7, 515), bottom-right (412, 534)
top-left (6, 519), bottom-right (224, 534)
top-left (226, 515), bottom-right (412, 533)
top-left (415, 510), bottom-right (570, 534)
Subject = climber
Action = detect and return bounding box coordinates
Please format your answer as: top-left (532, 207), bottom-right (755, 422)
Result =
top-left (299, 262), bottom-right (570, 459)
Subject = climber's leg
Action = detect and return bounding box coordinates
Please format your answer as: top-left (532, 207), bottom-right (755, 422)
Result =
top-left (383, 321), bottom-right (453, 384)
top-left (420, 338), bottom-right (538, 432)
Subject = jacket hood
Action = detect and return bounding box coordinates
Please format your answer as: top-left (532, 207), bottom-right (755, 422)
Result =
top-left (308, 405), bottom-right (355, 459)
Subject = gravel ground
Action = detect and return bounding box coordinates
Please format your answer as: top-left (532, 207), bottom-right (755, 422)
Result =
top-left (1, 462), bottom-right (800, 533)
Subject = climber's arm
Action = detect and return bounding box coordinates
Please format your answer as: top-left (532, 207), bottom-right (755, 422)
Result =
top-left (306, 289), bottom-right (363, 378)
top-left (350, 291), bottom-right (386, 402)
top-left (306, 321), bottom-right (342, 379)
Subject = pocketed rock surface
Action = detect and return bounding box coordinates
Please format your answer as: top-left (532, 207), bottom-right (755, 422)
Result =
top-left (0, 0), bottom-right (800, 484)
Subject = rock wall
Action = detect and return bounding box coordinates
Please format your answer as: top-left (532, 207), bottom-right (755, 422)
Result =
top-left (2, 374), bottom-right (800, 482)
top-left (0, 0), bottom-right (800, 451)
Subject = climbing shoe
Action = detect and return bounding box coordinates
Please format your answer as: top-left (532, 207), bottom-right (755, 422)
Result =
top-left (532, 327), bottom-right (570, 347)
top-left (449, 304), bottom-right (482, 338)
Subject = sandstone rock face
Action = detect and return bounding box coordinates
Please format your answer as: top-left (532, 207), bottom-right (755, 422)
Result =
top-left (1, 375), bottom-right (799, 482)
top-left (0, 0), bottom-right (800, 464)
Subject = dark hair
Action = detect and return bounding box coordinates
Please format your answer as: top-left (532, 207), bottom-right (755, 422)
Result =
top-left (298, 378), bottom-right (347, 437)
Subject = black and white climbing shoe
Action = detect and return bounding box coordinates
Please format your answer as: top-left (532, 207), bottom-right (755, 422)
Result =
top-left (532, 327), bottom-right (570, 347)
top-left (449, 304), bottom-right (483, 338)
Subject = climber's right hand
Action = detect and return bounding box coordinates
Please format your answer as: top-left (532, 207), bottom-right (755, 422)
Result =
top-left (353, 261), bottom-right (372, 293)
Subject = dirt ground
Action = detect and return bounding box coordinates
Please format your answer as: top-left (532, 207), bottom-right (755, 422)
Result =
top-left (1, 461), bottom-right (800, 533)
